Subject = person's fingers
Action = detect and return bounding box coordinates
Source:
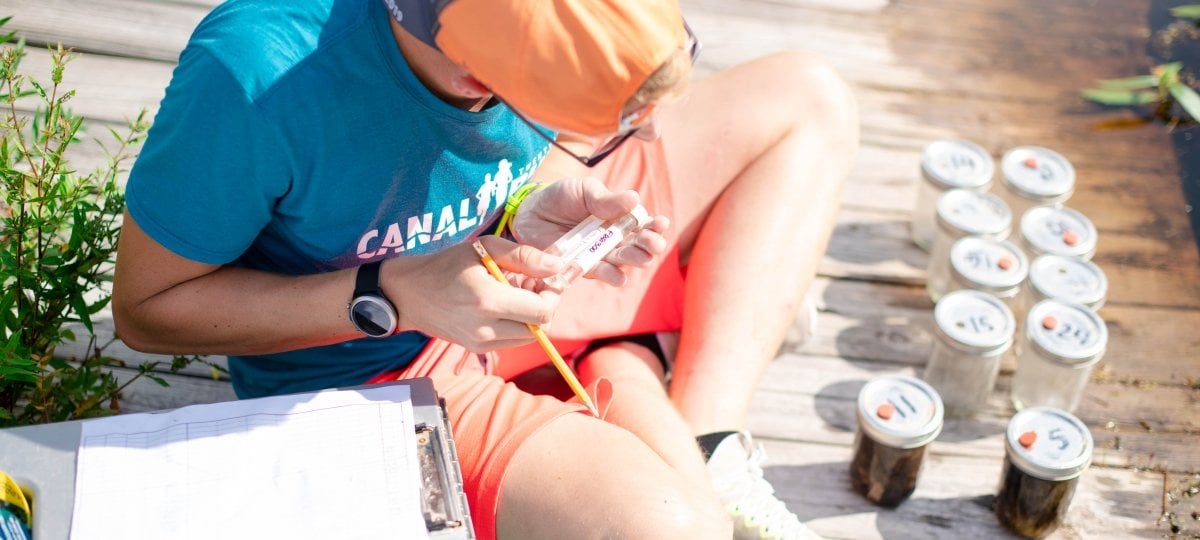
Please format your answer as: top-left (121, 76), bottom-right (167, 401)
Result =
top-left (579, 177), bottom-right (640, 220)
top-left (587, 261), bottom-right (628, 287)
top-left (480, 235), bottom-right (564, 277)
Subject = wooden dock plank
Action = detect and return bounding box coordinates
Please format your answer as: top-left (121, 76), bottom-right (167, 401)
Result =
top-left (749, 352), bottom-right (1200, 473)
top-left (801, 277), bottom-right (1200, 386)
top-left (5, 1), bottom-right (1195, 537)
top-left (761, 438), bottom-right (1162, 539)
top-left (4, 0), bottom-right (204, 62)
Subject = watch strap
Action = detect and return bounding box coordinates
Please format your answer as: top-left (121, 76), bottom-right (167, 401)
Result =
top-left (354, 260), bottom-right (385, 297)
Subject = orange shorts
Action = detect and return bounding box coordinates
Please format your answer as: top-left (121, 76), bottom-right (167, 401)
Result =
top-left (367, 137), bottom-right (686, 540)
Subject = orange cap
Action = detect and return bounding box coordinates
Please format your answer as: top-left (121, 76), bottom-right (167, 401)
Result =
top-left (434, 0), bottom-right (686, 134)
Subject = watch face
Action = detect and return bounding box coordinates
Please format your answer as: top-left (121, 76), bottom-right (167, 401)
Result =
top-left (350, 296), bottom-right (397, 338)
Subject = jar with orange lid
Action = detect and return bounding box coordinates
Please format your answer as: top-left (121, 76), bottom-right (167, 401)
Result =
top-left (1011, 299), bottom-right (1107, 412)
top-left (995, 407), bottom-right (1093, 538)
top-left (998, 146), bottom-right (1075, 221)
top-left (1018, 205), bottom-right (1097, 261)
top-left (912, 139), bottom-right (995, 251)
top-left (849, 375), bottom-right (944, 507)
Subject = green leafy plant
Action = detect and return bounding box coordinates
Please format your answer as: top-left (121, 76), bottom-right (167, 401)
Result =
top-left (1170, 4), bottom-right (1200, 20)
top-left (1081, 62), bottom-right (1200, 123)
top-left (0, 17), bottom-right (209, 426)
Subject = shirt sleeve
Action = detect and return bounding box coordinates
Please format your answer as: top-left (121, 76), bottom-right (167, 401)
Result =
top-left (125, 46), bottom-right (291, 265)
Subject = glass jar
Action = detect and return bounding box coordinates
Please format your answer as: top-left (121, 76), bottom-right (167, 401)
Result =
top-left (850, 375), bottom-right (944, 507)
top-left (929, 236), bottom-right (1029, 308)
top-left (912, 139), bottom-right (995, 251)
top-left (998, 146), bottom-right (1075, 221)
top-left (926, 189), bottom-right (1012, 298)
top-left (994, 407), bottom-right (1093, 539)
top-left (1018, 255), bottom-right (1108, 323)
top-left (923, 290), bottom-right (1014, 417)
top-left (1011, 300), bottom-right (1107, 412)
top-left (1019, 205), bottom-right (1097, 261)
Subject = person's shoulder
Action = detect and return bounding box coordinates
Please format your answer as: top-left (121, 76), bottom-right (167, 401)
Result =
top-left (184, 0), bottom-right (369, 101)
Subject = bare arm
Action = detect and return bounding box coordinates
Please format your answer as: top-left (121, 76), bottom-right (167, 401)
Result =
top-left (112, 211), bottom-right (565, 356)
top-left (112, 211), bottom-right (362, 355)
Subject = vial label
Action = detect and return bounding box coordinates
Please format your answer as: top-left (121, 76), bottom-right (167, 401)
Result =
top-left (1030, 256), bottom-right (1106, 306)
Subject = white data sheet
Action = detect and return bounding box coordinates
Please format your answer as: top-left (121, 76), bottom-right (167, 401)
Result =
top-left (70, 385), bottom-right (428, 540)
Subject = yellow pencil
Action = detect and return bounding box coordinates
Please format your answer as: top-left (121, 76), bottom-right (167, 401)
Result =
top-left (471, 240), bottom-right (600, 418)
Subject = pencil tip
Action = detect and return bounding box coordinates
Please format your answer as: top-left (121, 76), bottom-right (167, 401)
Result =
top-left (586, 402), bottom-right (600, 418)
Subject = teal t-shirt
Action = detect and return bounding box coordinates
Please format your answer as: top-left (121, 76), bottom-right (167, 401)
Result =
top-left (126, 0), bottom-right (551, 398)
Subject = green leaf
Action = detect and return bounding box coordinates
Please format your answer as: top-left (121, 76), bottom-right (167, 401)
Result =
top-left (1168, 82), bottom-right (1200, 122)
top-left (1096, 75), bottom-right (1159, 90)
top-left (1157, 62), bottom-right (1184, 87)
top-left (1081, 88), bottom-right (1159, 106)
top-left (1171, 4), bottom-right (1200, 18)
top-left (145, 374), bottom-right (169, 387)
top-left (69, 292), bottom-right (94, 335)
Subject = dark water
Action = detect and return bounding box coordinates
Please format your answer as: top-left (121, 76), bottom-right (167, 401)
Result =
top-left (1150, 1), bottom-right (1200, 252)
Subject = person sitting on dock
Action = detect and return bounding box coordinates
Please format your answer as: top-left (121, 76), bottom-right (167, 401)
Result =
top-left (112, 0), bottom-right (858, 537)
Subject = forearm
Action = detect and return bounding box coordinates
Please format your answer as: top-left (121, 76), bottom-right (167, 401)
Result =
top-left (115, 264), bottom-right (360, 356)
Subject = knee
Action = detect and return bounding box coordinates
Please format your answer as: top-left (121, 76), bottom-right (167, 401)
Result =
top-left (763, 51), bottom-right (859, 146)
top-left (621, 487), bottom-right (733, 539)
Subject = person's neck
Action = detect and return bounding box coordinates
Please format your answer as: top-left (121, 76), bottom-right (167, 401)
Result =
top-left (387, 16), bottom-right (492, 111)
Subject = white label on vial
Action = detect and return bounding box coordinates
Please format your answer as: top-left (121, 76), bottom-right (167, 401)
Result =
top-left (571, 223), bottom-right (629, 271)
top-left (549, 215), bottom-right (605, 259)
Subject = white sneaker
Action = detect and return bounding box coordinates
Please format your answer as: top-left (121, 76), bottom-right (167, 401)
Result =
top-left (706, 432), bottom-right (823, 540)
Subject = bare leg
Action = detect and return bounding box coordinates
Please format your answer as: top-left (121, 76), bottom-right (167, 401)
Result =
top-left (574, 343), bottom-right (713, 492)
top-left (660, 52), bottom-right (859, 433)
top-left (496, 412), bottom-right (731, 539)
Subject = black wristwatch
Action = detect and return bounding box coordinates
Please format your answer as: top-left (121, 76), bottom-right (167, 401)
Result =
top-left (349, 261), bottom-right (398, 338)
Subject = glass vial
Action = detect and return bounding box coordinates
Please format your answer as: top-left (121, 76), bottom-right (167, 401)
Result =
top-left (850, 375), bottom-right (944, 507)
top-left (1019, 255), bottom-right (1108, 323)
top-left (924, 290), bottom-right (1015, 417)
top-left (543, 205), bottom-right (651, 289)
top-left (929, 236), bottom-right (1029, 308)
top-left (998, 146), bottom-right (1075, 221)
top-left (912, 139), bottom-right (995, 251)
top-left (1019, 205), bottom-right (1098, 261)
top-left (995, 407), bottom-right (1093, 539)
top-left (926, 190), bottom-right (1012, 300)
top-left (1011, 300), bottom-right (1107, 412)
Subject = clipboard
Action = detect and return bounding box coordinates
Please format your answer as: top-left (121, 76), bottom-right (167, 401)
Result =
top-left (0, 377), bottom-right (473, 539)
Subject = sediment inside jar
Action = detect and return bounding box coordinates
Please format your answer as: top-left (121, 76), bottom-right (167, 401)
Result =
top-left (994, 458), bottom-right (1078, 538)
top-left (849, 431), bottom-right (927, 507)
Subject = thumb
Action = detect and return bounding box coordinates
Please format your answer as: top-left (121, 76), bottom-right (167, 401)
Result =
top-left (580, 177), bottom-right (641, 221)
top-left (478, 235), bottom-right (566, 278)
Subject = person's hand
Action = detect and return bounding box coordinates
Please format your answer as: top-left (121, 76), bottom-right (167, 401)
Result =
top-left (379, 236), bottom-right (564, 352)
top-left (510, 177), bottom-right (670, 286)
